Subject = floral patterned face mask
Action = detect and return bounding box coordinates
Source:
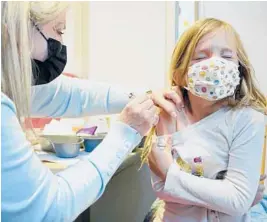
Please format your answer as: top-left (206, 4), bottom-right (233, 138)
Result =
top-left (185, 57), bottom-right (241, 101)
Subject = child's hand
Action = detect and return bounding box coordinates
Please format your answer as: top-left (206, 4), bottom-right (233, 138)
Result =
top-left (151, 86), bottom-right (184, 115)
top-left (151, 87), bottom-right (182, 136)
top-left (251, 174), bottom-right (266, 207)
top-left (156, 108), bottom-right (177, 136)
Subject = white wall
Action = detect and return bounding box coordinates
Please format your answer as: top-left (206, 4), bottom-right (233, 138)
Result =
top-left (63, 7), bottom-right (76, 74)
top-left (198, 1), bottom-right (267, 96)
top-left (177, 1), bottom-right (195, 39)
top-left (65, 2), bottom-right (267, 94)
top-left (63, 3), bottom-right (90, 78)
top-left (87, 1), bottom-right (169, 91)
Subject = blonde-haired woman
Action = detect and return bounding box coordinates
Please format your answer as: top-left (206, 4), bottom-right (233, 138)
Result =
top-left (1, 2), bottom-right (182, 221)
top-left (143, 18), bottom-right (267, 221)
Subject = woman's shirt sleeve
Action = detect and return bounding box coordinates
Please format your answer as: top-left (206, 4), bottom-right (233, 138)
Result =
top-left (1, 93), bottom-right (142, 222)
top-left (31, 75), bottom-right (135, 117)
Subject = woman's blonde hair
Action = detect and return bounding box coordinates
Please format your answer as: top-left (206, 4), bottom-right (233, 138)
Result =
top-left (141, 18), bottom-right (267, 165)
top-left (1, 1), bottom-right (69, 124)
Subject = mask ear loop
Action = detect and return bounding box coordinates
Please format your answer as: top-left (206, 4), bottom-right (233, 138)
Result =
top-left (31, 19), bottom-right (47, 41)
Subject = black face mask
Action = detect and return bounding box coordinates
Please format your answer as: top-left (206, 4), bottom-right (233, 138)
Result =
top-left (32, 26), bottom-right (67, 85)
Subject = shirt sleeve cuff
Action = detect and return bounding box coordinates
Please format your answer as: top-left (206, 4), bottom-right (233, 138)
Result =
top-left (107, 86), bottom-right (149, 113)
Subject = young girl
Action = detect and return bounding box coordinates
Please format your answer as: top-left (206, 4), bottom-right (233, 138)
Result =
top-left (142, 18), bottom-right (266, 221)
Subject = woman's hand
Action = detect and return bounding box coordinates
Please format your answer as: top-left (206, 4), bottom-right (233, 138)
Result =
top-left (251, 174), bottom-right (266, 207)
top-left (119, 95), bottom-right (159, 136)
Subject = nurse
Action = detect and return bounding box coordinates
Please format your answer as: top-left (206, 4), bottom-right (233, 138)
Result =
top-left (1, 2), bottom-right (182, 221)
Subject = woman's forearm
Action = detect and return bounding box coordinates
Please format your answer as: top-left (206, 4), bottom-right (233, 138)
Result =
top-left (31, 75), bottom-right (135, 118)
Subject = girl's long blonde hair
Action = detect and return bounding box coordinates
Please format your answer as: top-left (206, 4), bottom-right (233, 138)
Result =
top-left (141, 18), bottom-right (267, 165)
top-left (1, 1), bottom-right (69, 124)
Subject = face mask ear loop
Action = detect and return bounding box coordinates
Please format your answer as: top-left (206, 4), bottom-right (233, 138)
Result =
top-left (31, 19), bottom-right (48, 41)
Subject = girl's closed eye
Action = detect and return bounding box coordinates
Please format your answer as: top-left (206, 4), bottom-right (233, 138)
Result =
top-left (222, 54), bottom-right (233, 59)
top-left (221, 49), bottom-right (234, 60)
top-left (193, 53), bottom-right (208, 61)
top-left (194, 57), bottom-right (206, 61)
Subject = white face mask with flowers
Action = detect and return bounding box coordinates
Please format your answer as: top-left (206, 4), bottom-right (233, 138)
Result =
top-left (185, 57), bottom-right (241, 101)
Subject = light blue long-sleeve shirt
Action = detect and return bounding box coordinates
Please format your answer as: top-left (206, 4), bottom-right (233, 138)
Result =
top-left (1, 75), bottom-right (142, 222)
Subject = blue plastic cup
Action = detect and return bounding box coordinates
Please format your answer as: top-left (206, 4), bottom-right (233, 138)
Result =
top-left (84, 139), bottom-right (103, 152)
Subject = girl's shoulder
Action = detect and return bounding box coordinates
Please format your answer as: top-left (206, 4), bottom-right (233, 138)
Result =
top-left (226, 106), bottom-right (265, 125)
top-left (223, 106), bottom-right (265, 141)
